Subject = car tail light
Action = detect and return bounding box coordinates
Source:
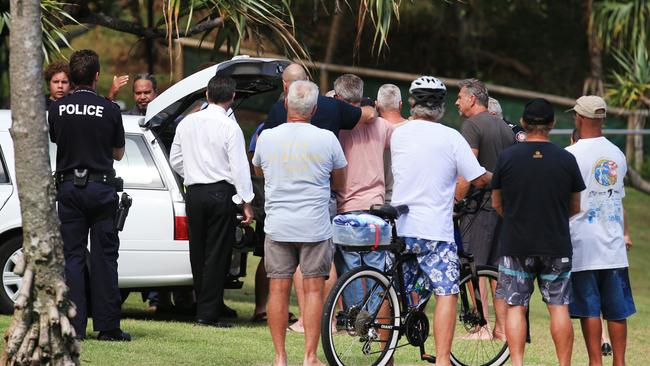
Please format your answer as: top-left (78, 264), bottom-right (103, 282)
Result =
top-left (174, 216), bottom-right (189, 240)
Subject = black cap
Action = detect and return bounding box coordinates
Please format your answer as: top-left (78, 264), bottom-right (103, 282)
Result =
top-left (522, 98), bottom-right (554, 125)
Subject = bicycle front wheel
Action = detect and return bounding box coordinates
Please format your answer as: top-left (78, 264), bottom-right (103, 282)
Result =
top-left (321, 266), bottom-right (401, 366)
top-left (451, 265), bottom-right (510, 366)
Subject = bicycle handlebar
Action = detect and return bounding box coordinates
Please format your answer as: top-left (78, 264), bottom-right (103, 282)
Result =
top-left (454, 189), bottom-right (491, 217)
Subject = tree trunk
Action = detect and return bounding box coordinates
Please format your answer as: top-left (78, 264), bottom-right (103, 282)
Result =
top-left (633, 115), bottom-right (645, 171)
top-left (626, 114), bottom-right (636, 165)
top-left (583, 0), bottom-right (604, 96)
top-left (626, 167), bottom-right (650, 195)
top-left (319, 11), bottom-right (343, 92)
top-left (3, 1), bottom-right (80, 365)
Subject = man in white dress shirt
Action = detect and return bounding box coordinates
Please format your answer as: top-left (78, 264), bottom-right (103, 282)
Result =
top-left (170, 75), bottom-right (254, 328)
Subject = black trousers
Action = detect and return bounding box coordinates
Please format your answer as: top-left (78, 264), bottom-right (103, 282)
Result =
top-left (57, 181), bottom-right (121, 337)
top-left (186, 182), bottom-right (236, 321)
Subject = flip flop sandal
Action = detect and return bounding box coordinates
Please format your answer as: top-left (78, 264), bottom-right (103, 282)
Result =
top-left (250, 312), bottom-right (268, 323)
top-left (288, 312), bottom-right (298, 324)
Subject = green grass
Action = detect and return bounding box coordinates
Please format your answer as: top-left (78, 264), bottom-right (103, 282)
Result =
top-left (1, 189), bottom-right (648, 365)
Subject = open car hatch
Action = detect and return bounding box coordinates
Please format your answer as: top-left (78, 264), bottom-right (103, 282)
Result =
top-left (143, 56), bottom-right (291, 130)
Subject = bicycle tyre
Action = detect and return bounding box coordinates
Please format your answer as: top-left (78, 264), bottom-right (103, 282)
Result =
top-left (451, 265), bottom-right (510, 366)
top-left (321, 266), bottom-right (401, 366)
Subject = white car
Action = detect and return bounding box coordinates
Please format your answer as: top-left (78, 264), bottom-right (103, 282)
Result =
top-left (0, 56), bottom-right (289, 313)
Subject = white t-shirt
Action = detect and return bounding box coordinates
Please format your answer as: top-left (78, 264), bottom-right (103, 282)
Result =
top-left (391, 120), bottom-right (486, 242)
top-left (566, 137), bottom-right (628, 271)
top-left (252, 123), bottom-right (347, 242)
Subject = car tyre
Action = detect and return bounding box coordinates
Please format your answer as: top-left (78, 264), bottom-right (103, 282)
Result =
top-left (0, 236), bottom-right (23, 314)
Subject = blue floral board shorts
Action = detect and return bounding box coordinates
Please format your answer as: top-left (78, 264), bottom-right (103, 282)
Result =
top-left (388, 238), bottom-right (460, 308)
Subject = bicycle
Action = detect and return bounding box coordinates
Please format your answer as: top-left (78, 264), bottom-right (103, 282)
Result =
top-left (321, 189), bottom-right (509, 366)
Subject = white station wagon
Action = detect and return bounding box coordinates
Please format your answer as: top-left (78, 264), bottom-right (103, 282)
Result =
top-left (0, 56), bottom-right (289, 313)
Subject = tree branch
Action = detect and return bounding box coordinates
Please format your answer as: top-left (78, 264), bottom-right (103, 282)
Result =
top-left (626, 167), bottom-right (650, 195)
top-left (476, 49), bottom-right (534, 78)
top-left (74, 13), bottom-right (224, 39)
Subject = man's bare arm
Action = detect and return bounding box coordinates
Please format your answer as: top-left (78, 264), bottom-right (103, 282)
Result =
top-left (331, 167), bottom-right (347, 191)
top-left (569, 192), bottom-right (581, 217)
top-left (624, 208), bottom-right (632, 250)
top-left (358, 106), bottom-right (378, 125)
top-left (492, 189), bottom-right (503, 216)
top-left (113, 147), bottom-right (125, 161)
top-left (253, 166), bottom-right (264, 178)
top-left (455, 176), bottom-right (471, 202)
top-left (469, 171), bottom-right (493, 189)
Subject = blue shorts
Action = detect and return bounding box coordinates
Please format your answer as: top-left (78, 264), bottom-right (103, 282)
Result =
top-left (391, 238), bottom-right (459, 307)
top-left (569, 268), bottom-right (636, 321)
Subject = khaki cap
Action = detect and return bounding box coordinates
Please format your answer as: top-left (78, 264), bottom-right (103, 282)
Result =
top-left (568, 95), bottom-right (607, 119)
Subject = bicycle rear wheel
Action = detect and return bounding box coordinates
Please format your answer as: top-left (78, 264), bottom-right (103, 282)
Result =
top-left (321, 266), bottom-right (401, 366)
top-left (451, 265), bottom-right (510, 366)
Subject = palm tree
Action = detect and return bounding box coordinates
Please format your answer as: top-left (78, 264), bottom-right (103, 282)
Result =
top-left (590, 0), bottom-right (650, 172)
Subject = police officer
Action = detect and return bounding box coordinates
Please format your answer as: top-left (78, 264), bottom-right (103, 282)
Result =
top-left (48, 49), bottom-right (130, 341)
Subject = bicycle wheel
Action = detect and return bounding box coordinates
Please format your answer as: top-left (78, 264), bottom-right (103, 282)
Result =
top-left (451, 265), bottom-right (510, 366)
top-left (322, 266), bottom-right (401, 366)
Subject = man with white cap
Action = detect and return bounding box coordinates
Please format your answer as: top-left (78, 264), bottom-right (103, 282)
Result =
top-left (565, 95), bottom-right (635, 366)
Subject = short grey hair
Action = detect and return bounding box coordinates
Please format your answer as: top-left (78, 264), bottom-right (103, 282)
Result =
top-left (522, 122), bottom-right (553, 134)
top-left (377, 84), bottom-right (402, 110)
top-left (333, 74), bottom-right (363, 103)
top-left (488, 97), bottom-right (503, 118)
top-left (459, 78), bottom-right (489, 107)
top-left (409, 97), bottom-right (445, 122)
top-left (287, 80), bottom-right (319, 118)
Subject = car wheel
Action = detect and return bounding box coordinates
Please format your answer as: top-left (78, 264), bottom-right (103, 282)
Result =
top-left (0, 236), bottom-right (23, 314)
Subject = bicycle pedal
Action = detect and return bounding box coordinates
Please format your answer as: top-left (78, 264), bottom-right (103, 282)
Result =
top-left (421, 354), bottom-right (436, 363)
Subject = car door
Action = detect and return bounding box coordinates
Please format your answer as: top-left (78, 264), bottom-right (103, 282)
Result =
top-left (0, 134), bottom-right (14, 211)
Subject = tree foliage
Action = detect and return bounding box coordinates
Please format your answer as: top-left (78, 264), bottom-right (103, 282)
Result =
top-left (592, 0), bottom-right (650, 109)
top-left (608, 47), bottom-right (650, 109)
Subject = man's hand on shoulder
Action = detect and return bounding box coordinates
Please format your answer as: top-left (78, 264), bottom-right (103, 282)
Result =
top-left (360, 106), bottom-right (378, 124)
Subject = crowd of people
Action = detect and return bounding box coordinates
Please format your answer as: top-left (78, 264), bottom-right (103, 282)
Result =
top-left (44, 53), bottom-right (635, 366)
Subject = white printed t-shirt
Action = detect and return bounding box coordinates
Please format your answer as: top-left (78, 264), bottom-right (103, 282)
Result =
top-left (566, 137), bottom-right (628, 272)
top-left (391, 120), bottom-right (486, 242)
top-left (253, 123), bottom-right (347, 242)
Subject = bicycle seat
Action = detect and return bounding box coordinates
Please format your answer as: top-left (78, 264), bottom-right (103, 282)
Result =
top-left (369, 204), bottom-right (409, 221)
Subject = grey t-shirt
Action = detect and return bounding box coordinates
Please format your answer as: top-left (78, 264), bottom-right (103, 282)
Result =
top-left (460, 111), bottom-right (514, 172)
top-left (252, 123), bottom-right (347, 242)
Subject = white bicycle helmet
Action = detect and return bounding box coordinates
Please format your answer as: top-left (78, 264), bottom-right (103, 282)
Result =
top-left (409, 76), bottom-right (446, 108)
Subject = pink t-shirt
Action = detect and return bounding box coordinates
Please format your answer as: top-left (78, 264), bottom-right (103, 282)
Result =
top-left (336, 117), bottom-right (392, 213)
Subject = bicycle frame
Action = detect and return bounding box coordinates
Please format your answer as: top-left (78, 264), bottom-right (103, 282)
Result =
top-left (342, 214), bottom-right (490, 364)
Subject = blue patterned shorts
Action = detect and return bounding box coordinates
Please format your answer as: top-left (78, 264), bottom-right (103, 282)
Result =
top-left (388, 238), bottom-right (460, 307)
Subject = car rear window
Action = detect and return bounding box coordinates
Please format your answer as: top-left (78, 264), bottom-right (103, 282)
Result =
top-left (114, 135), bottom-right (165, 189)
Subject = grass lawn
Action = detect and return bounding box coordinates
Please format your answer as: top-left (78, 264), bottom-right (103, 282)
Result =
top-left (1, 188), bottom-right (648, 365)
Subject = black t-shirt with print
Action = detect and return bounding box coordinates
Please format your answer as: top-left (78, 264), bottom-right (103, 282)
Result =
top-left (491, 142), bottom-right (585, 257)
